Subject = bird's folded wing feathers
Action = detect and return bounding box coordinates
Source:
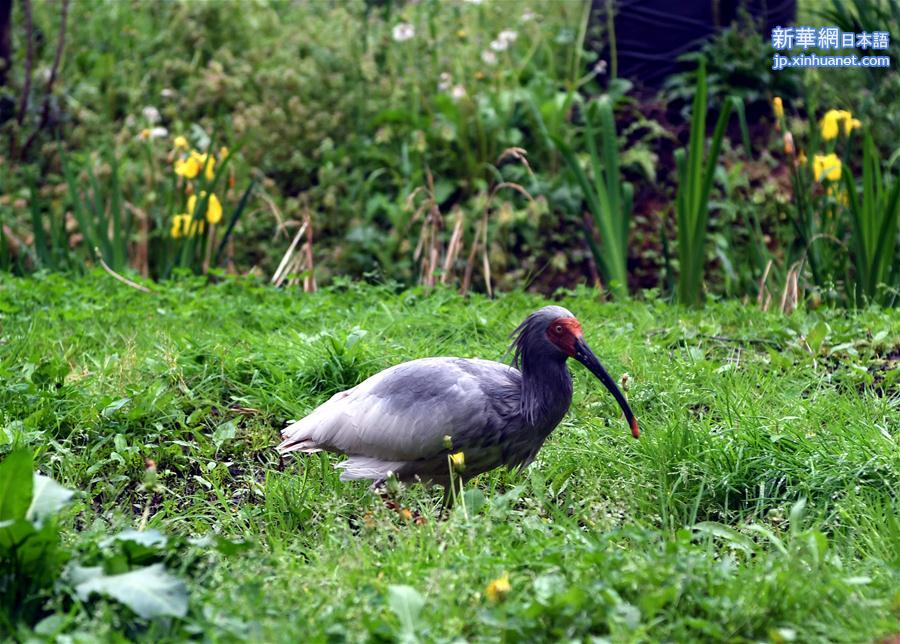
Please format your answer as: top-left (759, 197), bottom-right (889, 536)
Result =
top-left (278, 357), bottom-right (518, 461)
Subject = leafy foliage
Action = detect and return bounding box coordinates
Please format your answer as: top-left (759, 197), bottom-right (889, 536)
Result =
top-left (0, 274), bottom-right (897, 640)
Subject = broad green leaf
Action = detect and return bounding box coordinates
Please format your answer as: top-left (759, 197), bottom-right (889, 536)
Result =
top-left (75, 563), bottom-right (188, 619)
top-left (693, 521), bottom-right (754, 554)
top-left (101, 529), bottom-right (167, 549)
top-left (387, 584), bottom-right (425, 642)
top-left (0, 449), bottom-right (34, 521)
top-left (805, 321), bottom-right (829, 354)
top-left (26, 474), bottom-right (75, 527)
top-left (212, 421), bottom-right (237, 449)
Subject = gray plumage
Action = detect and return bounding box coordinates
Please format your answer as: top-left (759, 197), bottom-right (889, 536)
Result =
top-left (277, 305), bottom-right (638, 488)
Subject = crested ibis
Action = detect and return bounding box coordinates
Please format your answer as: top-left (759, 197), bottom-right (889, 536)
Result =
top-left (277, 306), bottom-right (639, 489)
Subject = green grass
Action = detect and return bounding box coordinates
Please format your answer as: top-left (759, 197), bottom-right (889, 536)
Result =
top-left (1, 274), bottom-right (898, 641)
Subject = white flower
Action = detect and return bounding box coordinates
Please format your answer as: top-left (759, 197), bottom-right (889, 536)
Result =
top-left (451, 85), bottom-right (467, 100)
top-left (521, 11), bottom-right (535, 22)
top-left (160, 88), bottom-right (175, 99)
top-left (490, 38), bottom-right (507, 52)
top-left (137, 126), bottom-right (168, 141)
top-left (481, 50), bottom-right (498, 66)
top-left (498, 30), bottom-right (518, 44)
top-left (594, 60), bottom-right (607, 75)
top-left (142, 105), bottom-right (161, 124)
top-left (438, 72), bottom-right (452, 92)
top-left (464, 0), bottom-right (483, 4)
top-left (392, 22), bottom-right (415, 42)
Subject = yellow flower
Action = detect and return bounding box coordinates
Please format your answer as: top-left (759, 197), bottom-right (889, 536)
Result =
top-left (485, 574), bottom-right (511, 602)
top-left (139, 128), bottom-right (151, 141)
top-left (174, 156), bottom-right (201, 179)
top-left (819, 109), bottom-right (860, 140)
top-left (187, 191), bottom-right (223, 224)
top-left (170, 214), bottom-right (203, 238)
top-left (173, 135), bottom-right (189, 149)
top-left (772, 96), bottom-right (784, 119)
top-left (457, 29), bottom-right (467, 39)
top-left (206, 193), bottom-right (223, 224)
top-left (813, 153), bottom-right (842, 182)
top-left (190, 151), bottom-right (216, 181)
top-left (170, 214), bottom-right (188, 238)
top-left (827, 185), bottom-right (849, 206)
top-left (449, 451), bottom-right (465, 472)
top-left (219, 146), bottom-right (230, 160)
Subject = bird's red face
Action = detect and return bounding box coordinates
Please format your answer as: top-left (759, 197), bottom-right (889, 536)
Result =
top-left (546, 316), bottom-right (583, 357)
top-left (547, 315), bottom-right (640, 439)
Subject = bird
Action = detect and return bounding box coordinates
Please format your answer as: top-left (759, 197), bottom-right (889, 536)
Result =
top-left (277, 306), bottom-right (639, 490)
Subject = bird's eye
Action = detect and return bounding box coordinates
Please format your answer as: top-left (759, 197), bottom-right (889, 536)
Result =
top-left (555, 325), bottom-right (563, 334)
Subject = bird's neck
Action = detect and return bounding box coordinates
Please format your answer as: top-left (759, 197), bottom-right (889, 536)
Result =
top-left (519, 355), bottom-right (573, 432)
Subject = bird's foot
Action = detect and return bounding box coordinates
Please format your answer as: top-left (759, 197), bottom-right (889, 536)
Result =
top-left (377, 490), bottom-right (427, 525)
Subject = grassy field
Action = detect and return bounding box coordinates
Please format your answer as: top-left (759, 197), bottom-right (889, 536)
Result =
top-left (1, 274), bottom-right (898, 641)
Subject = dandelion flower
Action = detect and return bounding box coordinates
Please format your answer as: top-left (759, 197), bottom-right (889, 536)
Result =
top-left (481, 50), bottom-right (498, 66)
top-left (450, 451), bottom-right (465, 472)
top-left (485, 574), bottom-right (511, 602)
top-left (456, 29), bottom-right (467, 39)
top-left (820, 109), bottom-right (860, 140)
top-left (813, 153), bottom-right (841, 182)
top-left (772, 96), bottom-right (784, 119)
top-left (392, 22), bottom-right (415, 42)
top-left (173, 135), bottom-right (189, 149)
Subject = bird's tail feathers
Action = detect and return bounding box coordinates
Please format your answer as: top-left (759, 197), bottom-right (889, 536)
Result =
top-left (277, 419), bottom-right (322, 455)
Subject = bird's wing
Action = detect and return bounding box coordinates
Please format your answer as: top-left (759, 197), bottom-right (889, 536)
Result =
top-left (278, 357), bottom-right (520, 461)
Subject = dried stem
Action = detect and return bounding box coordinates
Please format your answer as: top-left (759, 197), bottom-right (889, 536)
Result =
top-left (96, 248), bottom-right (153, 294)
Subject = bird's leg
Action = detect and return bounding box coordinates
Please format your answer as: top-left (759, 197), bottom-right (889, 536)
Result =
top-left (373, 480), bottom-right (427, 525)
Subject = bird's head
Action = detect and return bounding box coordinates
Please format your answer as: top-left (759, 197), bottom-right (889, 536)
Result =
top-left (511, 306), bottom-right (639, 439)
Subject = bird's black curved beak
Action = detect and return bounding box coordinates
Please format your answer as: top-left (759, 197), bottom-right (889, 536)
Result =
top-left (573, 336), bottom-right (640, 439)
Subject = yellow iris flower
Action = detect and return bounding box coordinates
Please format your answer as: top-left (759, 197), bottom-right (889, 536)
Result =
top-left (170, 214), bottom-right (204, 238)
top-left (174, 150), bottom-right (217, 181)
top-left (819, 109), bottom-right (861, 140)
top-left (485, 574), bottom-right (511, 602)
top-left (173, 135), bottom-right (189, 149)
top-left (174, 156), bottom-right (201, 179)
top-left (190, 151), bottom-right (216, 181)
top-left (772, 96), bottom-right (784, 119)
top-left (187, 192), bottom-right (223, 225)
top-left (813, 153), bottom-right (842, 182)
